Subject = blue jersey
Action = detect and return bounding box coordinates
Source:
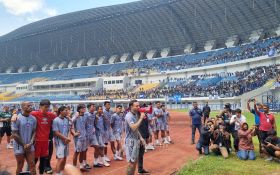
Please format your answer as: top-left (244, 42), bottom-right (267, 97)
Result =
top-left (95, 113), bottom-right (106, 135)
top-left (125, 112), bottom-right (139, 140)
top-left (52, 116), bottom-right (70, 146)
top-left (85, 112), bottom-right (96, 135)
top-left (12, 114), bottom-right (37, 150)
top-left (111, 113), bottom-right (123, 134)
top-left (103, 109), bottom-right (114, 130)
top-left (153, 108), bottom-right (164, 123)
top-left (72, 114), bottom-right (87, 140)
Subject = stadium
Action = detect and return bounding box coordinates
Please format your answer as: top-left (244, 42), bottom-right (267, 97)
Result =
top-left (0, 0), bottom-right (280, 174)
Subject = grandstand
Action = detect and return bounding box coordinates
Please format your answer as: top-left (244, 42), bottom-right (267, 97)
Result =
top-left (0, 0), bottom-right (280, 110)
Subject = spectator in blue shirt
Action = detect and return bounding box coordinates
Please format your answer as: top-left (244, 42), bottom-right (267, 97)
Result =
top-left (247, 99), bottom-right (263, 155)
top-left (189, 102), bottom-right (203, 144)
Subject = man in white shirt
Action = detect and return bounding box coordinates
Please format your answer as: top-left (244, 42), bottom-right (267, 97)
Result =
top-left (230, 108), bottom-right (246, 152)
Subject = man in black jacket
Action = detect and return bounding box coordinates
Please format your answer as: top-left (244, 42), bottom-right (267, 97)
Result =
top-left (202, 102), bottom-right (211, 124)
top-left (138, 104), bottom-right (151, 175)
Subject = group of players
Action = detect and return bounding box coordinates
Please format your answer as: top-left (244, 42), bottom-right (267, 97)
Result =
top-left (0, 99), bottom-right (172, 175)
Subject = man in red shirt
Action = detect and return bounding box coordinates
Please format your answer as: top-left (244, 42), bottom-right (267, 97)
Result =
top-left (254, 100), bottom-right (277, 151)
top-left (32, 99), bottom-right (56, 175)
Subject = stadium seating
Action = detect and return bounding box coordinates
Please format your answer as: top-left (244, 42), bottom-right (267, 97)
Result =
top-left (0, 36), bottom-right (279, 85)
top-left (134, 83), bottom-right (160, 92)
top-left (12, 95), bottom-right (81, 102)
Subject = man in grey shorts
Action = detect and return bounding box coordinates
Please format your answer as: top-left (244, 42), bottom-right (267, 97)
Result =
top-left (53, 106), bottom-right (71, 175)
top-left (125, 100), bottom-right (145, 175)
top-left (12, 102), bottom-right (37, 175)
top-left (85, 103), bottom-right (103, 168)
top-left (95, 106), bottom-right (110, 167)
top-left (103, 101), bottom-right (116, 162)
top-left (153, 101), bottom-right (165, 146)
top-left (111, 105), bottom-right (124, 161)
top-left (71, 104), bottom-right (88, 171)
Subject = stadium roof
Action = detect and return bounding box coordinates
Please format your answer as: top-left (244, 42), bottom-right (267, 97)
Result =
top-left (0, 0), bottom-right (279, 70)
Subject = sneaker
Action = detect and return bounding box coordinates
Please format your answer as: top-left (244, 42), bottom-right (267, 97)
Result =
top-left (163, 140), bottom-right (170, 144)
top-left (104, 156), bottom-right (111, 162)
top-left (7, 144), bottom-right (13, 149)
top-left (93, 163), bottom-right (103, 168)
top-left (44, 167), bottom-right (53, 174)
top-left (103, 161), bottom-right (110, 167)
top-left (265, 156), bottom-right (273, 162)
top-left (138, 169), bottom-right (150, 174)
top-left (84, 164), bottom-right (91, 169)
top-left (114, 155), bottom-right (123, 161)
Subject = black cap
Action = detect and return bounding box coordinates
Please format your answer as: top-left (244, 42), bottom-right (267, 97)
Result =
top-left (39, 99), bottom-right (51, 106)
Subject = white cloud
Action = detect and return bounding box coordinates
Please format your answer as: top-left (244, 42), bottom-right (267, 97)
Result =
top-left (0, 0), bottom-right (43, 15)
top-left (45, 8), bottom-right (57, 17)
top-left (0, 0), bottom-right (58, 24)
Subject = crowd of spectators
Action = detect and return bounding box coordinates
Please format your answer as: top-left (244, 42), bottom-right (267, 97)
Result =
top-left (86, 64), bottom-right (280, 100)
top-left (121, 36), bottom-right (280, 75)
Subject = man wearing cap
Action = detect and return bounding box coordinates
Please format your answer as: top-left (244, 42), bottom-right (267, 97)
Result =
top-left (32, 99), bottom-right (57, 175)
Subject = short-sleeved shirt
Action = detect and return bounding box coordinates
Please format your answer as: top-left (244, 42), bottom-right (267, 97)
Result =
top-left (95, 114), bottom-right (106, 135)
top-left (230, 115), bottom-right (246, 131)
top-left (72, 114), bottom-right (87, 140)
top-left (111, 113), bottom-right (123, 134)
top-left (250, 109), bottom-right (261, 125)
top-left (153, 108), bottom-right (164, 123)
top-left (52, 116), bottom-right (70, 146)
top-left (85, 112), bottom-right (96, 135)
top-left (103, 109), bottom-right (114, 130)
top-left (258, 112), bottom-right (275, 131)
top-left (31, 111), bottom-right (56, 142)
top-left (125, 112), bottom-right (139, 140)
top-left (12, 113), bottom-right (37, 148)
top-left (0, 112), bottom-right (12, 127)
top-left (189, 108), bottom-right (203, 125)
top-left (163, 110), bottom-right (170, 124)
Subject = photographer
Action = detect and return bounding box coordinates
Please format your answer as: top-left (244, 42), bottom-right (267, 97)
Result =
top-left (237, 123), bottom-right (256, 160)
top-left (219, 103), bottom-right (233, 151)
top-left (262, 130), bottom-right (280, 160)
top-left (210, 123), bottom-right (230, 158)
top-left (230, 108), bottom-right (246, 152)
top-left (196, 120), bottom-right (214, 155)
top-left (247, 99), bottom-right (263, 154)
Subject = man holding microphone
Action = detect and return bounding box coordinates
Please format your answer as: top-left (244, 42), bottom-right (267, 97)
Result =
top-left (124, 100), bottom-right (145, 175)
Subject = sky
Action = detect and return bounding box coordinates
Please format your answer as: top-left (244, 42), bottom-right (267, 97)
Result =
top-left (0, 0), bottom-right (139, 36)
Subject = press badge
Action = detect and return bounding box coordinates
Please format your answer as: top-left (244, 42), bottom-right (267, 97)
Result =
top-left (267, 118), bottom-right (270, 123)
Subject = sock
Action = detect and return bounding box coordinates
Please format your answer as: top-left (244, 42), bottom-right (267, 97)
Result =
top-left (168, 136), bottom-right (171, 141)
top-left (101, 157), bottom-right (105, 163)
top-left (94, 158), bottom-right (98, 165)
top-left (116, 150), bottom-right (119, 156)
top-left (83, 160), bottom-right (87, 166)
top-left (156, 139), bottom-right (159, 144)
